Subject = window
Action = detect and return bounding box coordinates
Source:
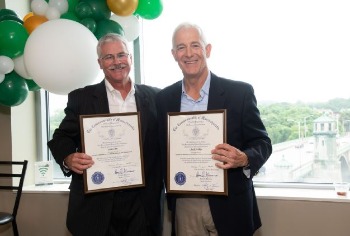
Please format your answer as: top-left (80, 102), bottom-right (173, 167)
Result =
top-left (140, 0), bottom-right (350, 185)
top-left (44, 0), bottom-right (350, 185)
top-left (47, 92), bottom-right (68, 179)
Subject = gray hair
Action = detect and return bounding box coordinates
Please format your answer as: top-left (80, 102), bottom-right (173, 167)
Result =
top-left (172, 22), bottom-right (208, 49)
top-left (97, 33), bottom-right (129, 58)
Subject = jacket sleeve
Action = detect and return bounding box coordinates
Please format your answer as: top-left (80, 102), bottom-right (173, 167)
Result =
top-left (47, 90), bottom-right (82, 177)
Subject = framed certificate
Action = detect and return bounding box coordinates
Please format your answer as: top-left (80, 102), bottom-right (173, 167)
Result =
top-left (167, 110), bottom-right (228, 195)
top-left (80, 112), bottom-right (145, 194)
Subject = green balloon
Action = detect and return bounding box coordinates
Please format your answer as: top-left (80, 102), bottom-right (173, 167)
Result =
top-left (75, 2), bottom-right (93, 19)
top-left (94, 19), bottom-right (124, 40)
top-left (0, 14), bottom-right (23, 24)
top-left (135, 0), bottom-right (163, 20)
top-left (67, 0), bottom-right (79, 13)
top-left (82, 0), bottom-right (111, 21)
top-left (25, 79), bottom-right (41, 91)
top-left (80, 18), bottom-right (97, 33)
top-left (0, 8), bottom-right (18, 18)
top-left (60, 11), bottom-right (80, 22)
top-left (0, 71), bottom-right (29, 107)
top-left (0, 20), bottom-right (29, 58)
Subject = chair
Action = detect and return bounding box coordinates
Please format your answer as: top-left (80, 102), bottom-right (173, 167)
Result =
top-left (0, 160), bottom-right (28, 236)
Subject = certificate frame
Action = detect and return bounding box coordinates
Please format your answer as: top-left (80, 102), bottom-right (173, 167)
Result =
top-left (167, 110), bottom-right (228, 195)
top-left (80, 112), bottom-right (145, 194)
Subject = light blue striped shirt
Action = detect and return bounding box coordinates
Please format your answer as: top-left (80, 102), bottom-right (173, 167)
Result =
top-left (180, 72), bottom-right (250, 178)
top-left (180, 73), bottom-right (211, 112)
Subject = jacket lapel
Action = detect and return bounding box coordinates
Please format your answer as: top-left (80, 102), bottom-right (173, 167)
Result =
top-left (170, 81), bottom-right (182, 112)
top-left (134, 85), bottom-right (148, 142)
top-left (92, 80), bottom-right (110, 114)
top-left (207, 73), bottom-right (226, 110)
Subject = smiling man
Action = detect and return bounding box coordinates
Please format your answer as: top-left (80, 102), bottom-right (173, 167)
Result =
top-left (48, 33), bottom-right (163, 236)
top-left (156, 23), bottom-right (272, 236)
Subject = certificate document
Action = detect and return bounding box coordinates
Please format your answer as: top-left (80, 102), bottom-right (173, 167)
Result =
top-left (80, 113), bottom-right (144, 194)
top-left (167, 110), bottom-right (228, 195)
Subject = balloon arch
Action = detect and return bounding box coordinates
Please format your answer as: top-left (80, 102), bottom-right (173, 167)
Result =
top-left (0, 0), bottom-right (163, 107)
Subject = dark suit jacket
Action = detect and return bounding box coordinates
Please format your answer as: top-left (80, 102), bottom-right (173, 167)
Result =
top-left (48, 80), bottom-right (163, 236)
top-left (156, 72), bottom-right (272, 236)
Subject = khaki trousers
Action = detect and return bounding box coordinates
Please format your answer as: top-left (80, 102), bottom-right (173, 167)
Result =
top-left (175, 197), bottom-right (218, 236)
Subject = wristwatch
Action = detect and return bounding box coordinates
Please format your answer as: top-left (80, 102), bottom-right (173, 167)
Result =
top-left (62, 159), bottom-right (70, 173)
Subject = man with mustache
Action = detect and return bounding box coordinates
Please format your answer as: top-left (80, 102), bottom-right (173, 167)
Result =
top-left (48, 33), bottom-right (163, 236)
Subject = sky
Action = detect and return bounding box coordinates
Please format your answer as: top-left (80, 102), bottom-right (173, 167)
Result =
top-left (141, 0), bottom-right (350, 103)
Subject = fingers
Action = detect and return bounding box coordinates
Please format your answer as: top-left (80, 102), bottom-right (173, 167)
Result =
top-left (215, 160), bottom-right (232, 169)
top-left (211, 149), bottom-right (234, 170)
top-left (211, 143), bottom-right (246, 169)
top-left (65, 153), bottom-right (94, 174)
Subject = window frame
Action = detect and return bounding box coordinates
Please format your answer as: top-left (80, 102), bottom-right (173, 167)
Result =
top-left (38, 18), bottom-right (346, 191)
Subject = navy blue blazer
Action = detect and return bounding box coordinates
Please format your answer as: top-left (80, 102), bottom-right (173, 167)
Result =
top-left (48, 80), bottom-right (163, 236)
top-left (156, 72), bottom-right (272, 236)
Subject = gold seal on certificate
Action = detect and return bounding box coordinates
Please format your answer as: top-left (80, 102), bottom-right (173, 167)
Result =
top-left (167, 110), bottom-right (228, 195)
top-left (80, 113), bottom-right (144, 194)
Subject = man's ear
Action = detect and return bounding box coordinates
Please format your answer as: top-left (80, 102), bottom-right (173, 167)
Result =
top-left (171, 49), bottom-right (178, 61)
top-left (205, 43), bottom-right (212, 58)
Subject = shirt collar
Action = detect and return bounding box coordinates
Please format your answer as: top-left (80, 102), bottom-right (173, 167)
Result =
top-left (181, 70), bottom-right (211, 96)
top-left (105, 78), bottom-right (135, 95)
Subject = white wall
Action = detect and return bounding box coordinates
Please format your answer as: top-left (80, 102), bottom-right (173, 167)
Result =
top-left (1, 192), bottom-right (350, 236)
top-left (1, 1), bottom-right (350, 236)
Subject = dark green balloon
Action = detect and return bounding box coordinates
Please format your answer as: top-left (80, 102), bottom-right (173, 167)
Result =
top-left (0, 71), bottom-right (29, 107)
top-left (82, 0), bottom-right (111, 21)
top-left (94, 19), bottom-right (124, 40)
top-left (80, 18), bottom-right (97, 33)
top-left (67, 0), bottom-right (79, 13)
top-left (0, 20), bottom-right (29, 58)
top-left (135, 0), bottom-right (163, 20)
top-left (60, 11), bottom-right (80, 22)
top-left (25, 79), bottom-right (41, 91)
top-left (75, 2), bottom-right (93, 19)
top-left (0, 14), bottom-right (23, 24)
top-left (0, 8), bottom-right (17, 18)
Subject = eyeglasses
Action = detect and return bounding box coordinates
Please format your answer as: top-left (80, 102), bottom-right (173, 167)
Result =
top-left (100, 53), bottom-right (130, 62)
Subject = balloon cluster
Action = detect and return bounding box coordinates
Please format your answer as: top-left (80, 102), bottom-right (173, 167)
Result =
top-left (0, 0), bottom-right (163, 107)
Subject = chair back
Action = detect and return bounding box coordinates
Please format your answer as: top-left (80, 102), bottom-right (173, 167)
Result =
top-left (0, 160), bottom-right (28, 217)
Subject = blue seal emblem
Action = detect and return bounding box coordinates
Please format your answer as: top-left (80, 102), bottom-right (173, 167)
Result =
top-left (174, 172), bottom-right (186, 185)
top-left (91, 171), bottom-right (104, 185)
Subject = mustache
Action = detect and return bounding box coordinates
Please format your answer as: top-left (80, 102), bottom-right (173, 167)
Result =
top-left (109, 64), bottom-right (127, 70)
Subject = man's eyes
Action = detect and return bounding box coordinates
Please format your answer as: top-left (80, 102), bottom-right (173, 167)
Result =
top-left (192, 43), bottom-right (201, 48)
top-left (176, 43), bottom-right (202, 51)
top-left (104, 55), bottom-right (113, 60)
top-left (177, 46), bottom-right (185, 51)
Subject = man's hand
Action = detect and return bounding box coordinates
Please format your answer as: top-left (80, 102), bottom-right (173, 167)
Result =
top-left (64, 153), bottom-right (94, 174)
top-left (211, 143), bottom-right (249, 169)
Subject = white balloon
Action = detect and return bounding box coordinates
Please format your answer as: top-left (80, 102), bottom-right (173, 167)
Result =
top-left (110, 14), bottom-right (140, 42)
top-left (13, 55), bottom-right (31, 79)
top-left (45, 6), bottom-right (61, 20)
top-left (31, 0), bottom-right (49, 16)
top-left (49, 0), bottom-right (69, 14)
top-left (0, 74), bottom-right (5, 83)
top-left (24, 19), bottom-right (100, 95)
top-left (0, 56), bottom-right (14, 74)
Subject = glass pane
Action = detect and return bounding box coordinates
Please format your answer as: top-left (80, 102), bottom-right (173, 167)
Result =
top-left (48, 93), bottom-right (68, 179)
top-left (141, 0), bottom-right (350, 185)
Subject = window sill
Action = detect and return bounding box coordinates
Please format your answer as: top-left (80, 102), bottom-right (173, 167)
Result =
top-left (23, 183), bottom-right (70, 193)
top-left (255, 187), bottom-right (350, 203)
top-left (23, 184), bottom-right (350, 202)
